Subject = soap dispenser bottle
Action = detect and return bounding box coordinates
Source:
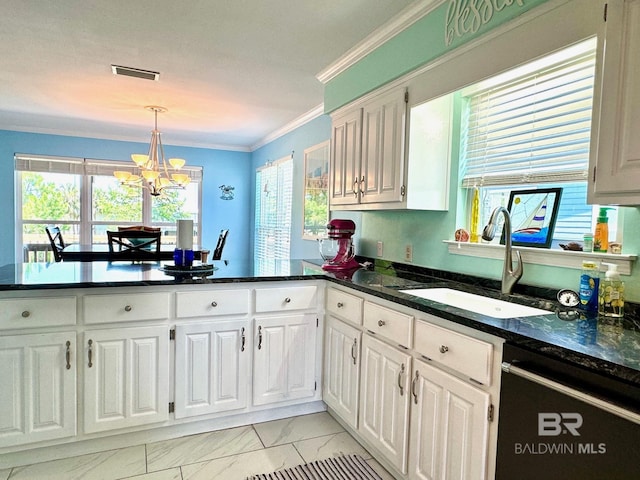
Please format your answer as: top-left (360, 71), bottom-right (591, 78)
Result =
top-left (599, 262), bottom-right (624, 318)
top-left (594, 207), bottom-right (613, 252)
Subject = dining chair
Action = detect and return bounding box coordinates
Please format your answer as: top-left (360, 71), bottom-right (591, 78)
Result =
top-left (107, 230), bottom-right (161, 261)
top-left (45, 225), bottom-right (65, 262)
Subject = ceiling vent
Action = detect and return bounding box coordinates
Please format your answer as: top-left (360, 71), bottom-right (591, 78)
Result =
top-left (111, 65), bottom-right (160, 81)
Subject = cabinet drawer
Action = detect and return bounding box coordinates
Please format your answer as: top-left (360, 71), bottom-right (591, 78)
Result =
top-left (363, 301), bottom-right (413, 348)
top-left (255, 285), bottom-right (318, 313)
top-left (0, 296), bottom-right (76, 329)
top-left (176, 289), bottom-right (250, 318)
top-left (83, 292), bottom-right (170, 324)
top-left (326, 288), bottom-right (363, 325)
top-left (414, 321), bottom-right (493, 385)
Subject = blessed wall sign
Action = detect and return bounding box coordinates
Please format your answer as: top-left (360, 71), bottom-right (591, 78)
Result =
top-left (445, 0), bottom-right (526, 46)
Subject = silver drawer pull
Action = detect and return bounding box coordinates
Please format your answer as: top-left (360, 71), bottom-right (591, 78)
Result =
top-left (439, 345), bottom-right (449, 354)
top-left (398, 363), bottom-right (405, 396)
top-left (378, 320), bottom-right (386, 327)
top-left (124, 305), bottom-right (132, 312)
top-left (412, 370), bottom-right (419, 404)
top-left (211, 301), bottom-right (218, 307)
top-left (241, 327), bottom-right (246, 352)
top-left (351, 338), bottom-right (358, 365)
top-left (65, 341), bottom-right (71, 370)
top-left (258, 326), bottom-right (263, 350)
top-left (21, 310), bottom-right (30, 318)
top-left (284, 297), bottom-right (291, 303)
top-left (337, 302), bottom-right (344, 308)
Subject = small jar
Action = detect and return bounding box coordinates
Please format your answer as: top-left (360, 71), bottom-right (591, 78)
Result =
top-left (583, 233), bottom-right (594, 253)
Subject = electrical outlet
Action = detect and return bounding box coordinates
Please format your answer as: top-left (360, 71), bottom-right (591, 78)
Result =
top-left (377, 241), bottom-right (384, 257)
top-left (405, 244), bottom-right (413, 262)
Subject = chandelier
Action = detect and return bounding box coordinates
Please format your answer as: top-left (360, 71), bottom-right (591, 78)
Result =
top-left (114, 106), bottom-right (190, 196)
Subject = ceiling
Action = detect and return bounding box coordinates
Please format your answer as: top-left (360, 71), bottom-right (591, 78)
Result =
top-left (0, 0), bottom-right (420, 151)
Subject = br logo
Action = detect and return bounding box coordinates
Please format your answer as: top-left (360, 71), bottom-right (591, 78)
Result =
top-left (538, 413), bottom-right (583, 436)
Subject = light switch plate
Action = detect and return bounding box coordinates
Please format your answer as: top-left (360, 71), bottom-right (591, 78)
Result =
top-left (377, 241), bottom-right (384, 257)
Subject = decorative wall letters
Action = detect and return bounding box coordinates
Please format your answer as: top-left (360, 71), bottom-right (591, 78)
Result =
top-left (445, 0), bottom-right (525, 46)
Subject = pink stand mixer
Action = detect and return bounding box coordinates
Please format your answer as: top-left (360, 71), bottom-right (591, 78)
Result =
top-left (319, 219), bottom-right (360, 271)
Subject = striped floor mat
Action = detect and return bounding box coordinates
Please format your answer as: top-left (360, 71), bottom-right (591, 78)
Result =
top-left (246, 454), bottom-right (383, 480)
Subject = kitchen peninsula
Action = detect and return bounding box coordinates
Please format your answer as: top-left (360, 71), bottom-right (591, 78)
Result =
top-left (1, 259), bottom-right (638, 479)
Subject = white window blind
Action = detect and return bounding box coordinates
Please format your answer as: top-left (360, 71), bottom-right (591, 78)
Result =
top-left (16, 154), bottom-right (202, 180)
top-left (460, 40), bottom-right (596, 188)
top-left (254, 156), bottom-right (293, 274)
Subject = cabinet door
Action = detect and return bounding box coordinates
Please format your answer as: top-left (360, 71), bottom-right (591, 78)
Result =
top-left (0, 332), bottom-right (76, 448)
top-left (174, 320), bottom-right (249, 419)
top-left (84, 325), bottom-right (169, 433)
top-left (589, 0), bottom-right (640, 204)
top-left (359, 334), bottom-right (411, 474)
top-left (253, 314), bottom-right (317, 406)
top-left (330, 108), bottom-right (362, 206)
top-left (361, 89), bottom-right (406, 204)
top-left (323, 315), bottom-right (361, 429)
top-left (408, 358), bottom-right (491, 480)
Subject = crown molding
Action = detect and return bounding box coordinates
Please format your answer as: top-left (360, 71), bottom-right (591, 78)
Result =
top-left (250, 104), bottom-right (325, 151)
top-left (316, 0), bottom-right (440, 84)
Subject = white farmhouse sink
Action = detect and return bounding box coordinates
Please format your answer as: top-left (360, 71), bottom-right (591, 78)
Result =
top-left (398, 288), bottom-right (551, 319)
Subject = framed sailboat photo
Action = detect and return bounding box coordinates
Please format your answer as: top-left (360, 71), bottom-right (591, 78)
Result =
top-left (501, 187), bottom-right (562, 248)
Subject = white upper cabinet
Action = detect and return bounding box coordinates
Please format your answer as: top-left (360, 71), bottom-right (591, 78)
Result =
top-left (330, 89), bottom-right (408, 209)
top-left (589, 0), bottom-right (640, 204)
top-left (330, 84), bottom-right (452, 211)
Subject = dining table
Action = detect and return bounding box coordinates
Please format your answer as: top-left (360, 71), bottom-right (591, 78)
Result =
top-left (60, 244), bottom-right (201, 262)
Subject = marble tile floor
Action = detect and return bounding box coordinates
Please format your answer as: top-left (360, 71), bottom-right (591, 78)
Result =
top-left (1, 412), bottom-right (395, 480)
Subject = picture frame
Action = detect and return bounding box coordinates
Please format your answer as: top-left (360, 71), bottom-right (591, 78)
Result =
top-left (302, 140), bottom-right (329, 240)
top-left (501, 187), bottom-right (562, 248)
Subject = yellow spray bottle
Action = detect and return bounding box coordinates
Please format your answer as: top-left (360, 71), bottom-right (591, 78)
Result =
top-left (594, 207), bottom-right (613, 253)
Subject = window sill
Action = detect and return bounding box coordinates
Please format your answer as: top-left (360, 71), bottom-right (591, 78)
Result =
top-left (444, 240), bottom-right (637, 275)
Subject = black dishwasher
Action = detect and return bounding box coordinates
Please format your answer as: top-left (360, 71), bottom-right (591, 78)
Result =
top-left (496, 344), bottom-right (640, 480)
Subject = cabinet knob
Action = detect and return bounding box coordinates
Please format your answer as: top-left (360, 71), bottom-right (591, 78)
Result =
top-left (124, 305), bottom-right (132, 312)
top-left (439, 345), bottom-right (449, 354)
top-left (211, 301), bottom-right (218, 307)
top-left (21, 310), bottom-right (30, 318)
top-left (284, 297), bottom-right (291, 303)
top-left (378, 320), bottom-right (386, 327)
top-left (337, 302), bottom-right (344, 308)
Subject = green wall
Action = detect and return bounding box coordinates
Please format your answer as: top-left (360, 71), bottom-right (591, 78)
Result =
top-left (325, 0), bottom-right (640, 302)
top-left (324, 0), bottom-right (549, 112)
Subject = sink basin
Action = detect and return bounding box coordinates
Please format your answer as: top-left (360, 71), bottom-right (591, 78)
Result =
top-left (397, 288), bottom-right (551, 319)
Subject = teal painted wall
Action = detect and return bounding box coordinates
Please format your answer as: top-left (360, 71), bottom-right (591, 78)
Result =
top-left (324, 0), bottom-right (640, 302)
top-left (0, 130), bottom-right (252, 266)
top-left (324, 0), bottom-right (549, 112)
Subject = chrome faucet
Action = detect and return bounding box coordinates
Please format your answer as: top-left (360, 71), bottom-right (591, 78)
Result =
top-left (482, 207), bottom-right (523, 294)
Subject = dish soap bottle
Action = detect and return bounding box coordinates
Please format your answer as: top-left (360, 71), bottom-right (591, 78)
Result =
top-left (598, 262), bottom-right (624, 318)
top-left (578, 260), bottom-right (599, 313)
top-left (593, 207), bottom-right (613, 252)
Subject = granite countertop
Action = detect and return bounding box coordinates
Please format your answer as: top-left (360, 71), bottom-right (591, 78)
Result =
top-left (0, 258), bottom-right (638, 388)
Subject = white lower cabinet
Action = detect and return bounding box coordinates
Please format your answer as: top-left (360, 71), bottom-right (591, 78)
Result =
top-left (0, 332), bottom-right (76, 448)
top-left (408, 358), bottom-right (491, 480)
top-left (253, 314), bottom-right (317, 406)
top-left (83, 325), bottom-right (169, 434)
top-left (174, 320), bottom-right (249, 418)
top-left (323, 315), bottom-right (361, 429)
top-left (359, 333), bottom-right (412, 474)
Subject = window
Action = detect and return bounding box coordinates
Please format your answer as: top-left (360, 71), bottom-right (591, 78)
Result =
top-left (16, 154), bottom-right (202, 261)
top-left (458, 38), bottom-right (612, 247)
top-left (254, 156), bottom-right (293, 275)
